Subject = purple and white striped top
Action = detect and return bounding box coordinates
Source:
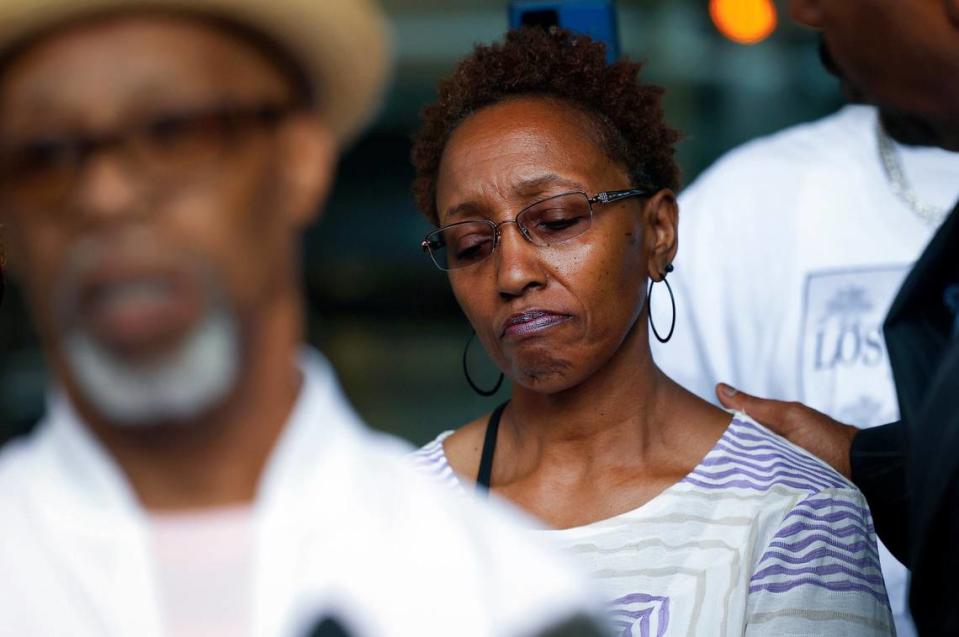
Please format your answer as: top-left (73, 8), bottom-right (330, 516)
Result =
top-left (411, 413), bottom-right (894, 636)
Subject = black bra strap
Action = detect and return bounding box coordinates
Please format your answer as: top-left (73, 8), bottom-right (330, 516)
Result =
top-left (476, 401), bottom-right (509, 493)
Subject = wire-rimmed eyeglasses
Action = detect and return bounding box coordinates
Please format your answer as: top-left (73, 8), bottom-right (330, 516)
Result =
top-left (421, 188), bottom-right (653, 271)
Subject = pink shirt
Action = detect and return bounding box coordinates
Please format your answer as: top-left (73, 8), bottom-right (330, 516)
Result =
top-left (149, 506), bottom-right (254, 637)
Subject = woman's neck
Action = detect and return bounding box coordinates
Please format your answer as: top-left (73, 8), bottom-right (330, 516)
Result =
top-left (483, 320), bottom-right (728, 529)
top-left (503, 321), bottom-right (682, 479)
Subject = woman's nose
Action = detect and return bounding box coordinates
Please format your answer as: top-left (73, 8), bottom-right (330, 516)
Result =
top-left (494, 222), bottom-right (546, 298)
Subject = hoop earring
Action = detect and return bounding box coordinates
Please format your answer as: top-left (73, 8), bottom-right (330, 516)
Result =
top-left (648, 264), bottom-right (676, 344)
top-left (463, 330), bottom-right (504, 396)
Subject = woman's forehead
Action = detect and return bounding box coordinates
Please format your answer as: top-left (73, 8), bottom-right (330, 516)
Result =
top-left (436, 97), bottom-right (615, 202)
top-left (448, 96), bottom-right (605, 155)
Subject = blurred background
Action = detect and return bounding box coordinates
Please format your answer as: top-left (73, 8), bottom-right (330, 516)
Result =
top-left (0, 0), bottom-right (842, 447)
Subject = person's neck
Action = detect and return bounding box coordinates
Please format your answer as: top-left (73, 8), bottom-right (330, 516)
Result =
top-left (64, 294), bottom-right (304, 512)
top-left (880, 107), bottom-right (959, 152)
top-left (502, 320), bottom-right (677, 481)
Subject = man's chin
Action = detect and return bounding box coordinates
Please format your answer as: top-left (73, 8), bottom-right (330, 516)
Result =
top-left (818, 36), bottom-right (870, 105)
top-left (63, 305), bottom-right (240, 429)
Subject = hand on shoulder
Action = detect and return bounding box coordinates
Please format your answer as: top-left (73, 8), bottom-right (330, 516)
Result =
top-left (715, 383), bottom-right (859, 479)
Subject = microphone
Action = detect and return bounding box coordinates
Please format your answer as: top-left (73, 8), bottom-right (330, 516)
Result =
top-left (305, 617), bottom-right (354, 637)
top-left (304, 611), bottom-right (607, 636)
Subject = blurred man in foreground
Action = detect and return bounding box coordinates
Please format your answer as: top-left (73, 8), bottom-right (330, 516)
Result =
top-left (652, 2), bottom-right (959, 632)
top-left (0, 2), bottom-right (600, 635)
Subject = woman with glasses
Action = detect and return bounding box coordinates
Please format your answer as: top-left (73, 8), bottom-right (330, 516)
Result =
top-left (410, 28), bottom-right (893, 635)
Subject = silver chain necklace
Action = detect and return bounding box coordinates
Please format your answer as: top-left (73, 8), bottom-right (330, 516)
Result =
top-left (876, 118), bottom-right (950, 227)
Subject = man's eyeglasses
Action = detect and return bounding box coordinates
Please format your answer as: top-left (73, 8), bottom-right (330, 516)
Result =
top-left (421, 189), bottom-right (653, 271)
top-left (0, 103), bottom-right (296, 209)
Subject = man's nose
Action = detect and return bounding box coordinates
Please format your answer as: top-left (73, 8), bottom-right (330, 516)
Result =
top-left (787, 0), bottom-right (823, 29)
top-left (494, 223), bottom-right (547, 298)
top-left (73, 149), bottom-right (144, 224)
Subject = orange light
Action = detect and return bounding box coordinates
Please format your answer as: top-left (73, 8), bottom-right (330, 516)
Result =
top-left (709, 0), bottom-right (778, 45)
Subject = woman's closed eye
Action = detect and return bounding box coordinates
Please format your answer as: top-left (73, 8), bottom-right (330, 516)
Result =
top-left (452, 232), bottom-right (493, 262)
top-left (528, 206), bottom-right (589, 237)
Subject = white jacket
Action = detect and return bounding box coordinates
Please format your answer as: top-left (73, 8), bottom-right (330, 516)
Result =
top-left (0, 349), bottom-right (597, 637)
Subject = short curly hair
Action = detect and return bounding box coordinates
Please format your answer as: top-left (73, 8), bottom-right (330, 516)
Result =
top-left (411, 27), bottom-right (681, 225)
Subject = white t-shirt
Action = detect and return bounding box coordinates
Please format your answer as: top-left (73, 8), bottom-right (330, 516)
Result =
top-left (413, 413), bottom-right (894, 635)
top-left (651, 104), bottom-right (959, 636)
top-left (0, 349), bottom-right (600, 637)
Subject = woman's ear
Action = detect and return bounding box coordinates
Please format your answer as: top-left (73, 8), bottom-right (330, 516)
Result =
top-left (274, 111), bottom-right (337, 229)
top-left (645, 189), bottom-right (679, 281)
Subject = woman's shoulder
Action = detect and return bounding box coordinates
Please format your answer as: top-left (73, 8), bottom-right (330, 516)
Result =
top-left (739, 430), bottom-right (891, 630)
top-left (684, 412), bottom-right (856, 497)
top-left (672, 411), bottom-right (869, 553)
top-left (408, 413), bottom-right (490, 491)
top-left (698, 417), bottom-right (891, 628)
top-left (441, 414), bottom-right (489, 474)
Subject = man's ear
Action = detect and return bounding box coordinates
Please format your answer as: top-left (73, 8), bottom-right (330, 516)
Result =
top-left (788, 0), bottom-right (824, 28)
top-left (645, 189), bottom-right (679, 281)
top-left (275, 111), bottom-right (337, 229)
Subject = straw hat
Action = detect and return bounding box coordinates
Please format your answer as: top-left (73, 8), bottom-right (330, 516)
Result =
top-left (0, 0), bottom-right (392, 146)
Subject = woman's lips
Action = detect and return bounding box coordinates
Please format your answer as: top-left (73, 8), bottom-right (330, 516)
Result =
top-left (501, 310), bottom-right (572, 340)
